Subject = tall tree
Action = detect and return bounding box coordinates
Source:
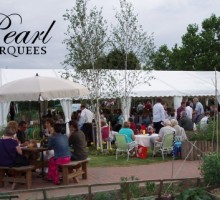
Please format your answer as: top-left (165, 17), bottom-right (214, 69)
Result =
top-left (153, 14), bottom-right (220, 71)
top-left (150, 45), bottom-right (172, 70)
top-left (63, 0), bottom-right (110, 150)
top-left (198, 14), bottom-right (220, 70)
top-left (111, 0), bottom-right (155, 120)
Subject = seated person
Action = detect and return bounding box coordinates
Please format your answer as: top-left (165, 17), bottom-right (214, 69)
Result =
top-left (199, 111), bottom-right (210, 130)
top-left (128, 117), bottom-right (138, 135)
top-left (0, 125), bottom-right (28, 167)
top-left (150, 119), bottom-right (175, 155)
top-left (170, 119), bottom-right (187, 141)
top-left (147, 125), bottom-right (154, 135)
top-left (179, 111), bottom-right (193, 131)
top-left (46, 123), bottom-right (71, 185)
top-left (38, 118), bottom-right (55, 173)
top-left (119, 121), bottom-right (138, 155)
top-left (16, 121), bottom-right (28, 146)
top-left (119, 121), bottom-right (136, 143)
top-left (140, 123), bottom-right (147, 134)
top-left (69, 120), bottom-right (88, 161)
top-left (101, 120), bottom-right (110, 142)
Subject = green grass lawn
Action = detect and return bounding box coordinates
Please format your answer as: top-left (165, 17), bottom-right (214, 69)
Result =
top-left (88, 147), bottom-right (173, 167)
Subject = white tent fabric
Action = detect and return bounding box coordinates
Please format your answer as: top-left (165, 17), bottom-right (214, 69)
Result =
top-left (60, 99), bottom-right (72, 137)
top-left (0, 69), bottom-right (219, 98)
top-left (0, 68), bottom-right (219, 126)
top-left (173, 96), bottom-right (183, 111)
top-left (131, 71), bottom-right (220, 97)
top-left (0, 102), bottom-right (10, 127)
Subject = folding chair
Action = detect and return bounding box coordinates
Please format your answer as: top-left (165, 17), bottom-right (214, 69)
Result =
top-left (153, 132), bottom-right (174, 160)
top-left (115, 134), bottom-right (137, 161)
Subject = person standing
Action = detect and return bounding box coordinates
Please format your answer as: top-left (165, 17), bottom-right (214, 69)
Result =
top-left (137, 102), bottom-right (144, 114)
top-left (176, 101), bottom-right (186, 121)
top-left (185, 101), bottom-right (193, 120)
top-left (153, 98), bottom-right (165, 133)
top-left (193, 97), bottom-right (204, 124)
top-left (69, 120), bottom-right (88, 161)
top-left (9, 102), bottom-right (16, 121)
top-left (80, 105), bottom-right (94, 146)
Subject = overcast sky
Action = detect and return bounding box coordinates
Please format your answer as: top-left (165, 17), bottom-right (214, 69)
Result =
top-left (0, 0), bottom-right (220, 69)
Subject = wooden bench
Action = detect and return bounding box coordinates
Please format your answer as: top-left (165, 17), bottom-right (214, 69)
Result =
top-left (58, 158), bottom-right (90, 185)
top-left (0, 165), bottom-right (35, 190)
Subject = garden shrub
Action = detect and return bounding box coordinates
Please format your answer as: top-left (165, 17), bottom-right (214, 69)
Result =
top-left (201, 152), bottom-right (220, 186)
top-left (187, 118), bottom-right (220, 141)
top-left (145, 182), bottom-right (156, 196)
top-left (120, 176), bottom-right (140, 199)
top-left (176, 187), bottom-right (212, 200)
top-left (93, 191), bottom-right (118, 200)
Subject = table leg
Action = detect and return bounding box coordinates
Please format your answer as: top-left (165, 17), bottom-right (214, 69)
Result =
top-left (41, 151), bottom-right (44, 178)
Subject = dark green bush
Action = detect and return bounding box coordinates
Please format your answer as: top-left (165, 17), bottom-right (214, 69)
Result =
top-left (63, 195), bottom-right (84, 200)
top-left (187, 118), bottom-right (220, 141)
top-left (176, 187), bottom-right (212, 200)
top-left (120, 176), bottom-right (140, 199)
top-left (201, 152), bottom-right (220, 186)
top-left (93, 191), bottom-right (118, 200)
top-left (145, 182), bottom-right (156, 196)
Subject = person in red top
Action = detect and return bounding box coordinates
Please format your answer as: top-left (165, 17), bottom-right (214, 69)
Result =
top-left (128, 117), bottom-right (137, 135)
top-left (145, 100), bottom-right (152, 111)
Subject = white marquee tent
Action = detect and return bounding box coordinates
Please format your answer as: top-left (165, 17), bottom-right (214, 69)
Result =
top-left (0, 68), bottom-right (219, 126)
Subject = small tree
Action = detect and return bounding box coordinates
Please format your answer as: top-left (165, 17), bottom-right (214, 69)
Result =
top-left (111, 0), bottom-right (155, 120)
top-left (63, 0), bottom-right (110, 151)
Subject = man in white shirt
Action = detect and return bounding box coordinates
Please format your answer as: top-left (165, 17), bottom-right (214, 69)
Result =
top-left (185, 101), bottom-right (193, 120)
top-left (80, 104), bottom-right (94, 146)
top-left (153, 98), bottom-right (165, 133)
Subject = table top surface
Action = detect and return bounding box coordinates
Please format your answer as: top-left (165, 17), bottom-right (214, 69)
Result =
top-left (135, 133), bottom-right (158, 138)
top-left (21, 147), bottom-right (49, 152)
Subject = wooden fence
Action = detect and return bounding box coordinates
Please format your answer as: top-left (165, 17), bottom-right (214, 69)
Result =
top-left (181, 140), bottom-right (220, 161)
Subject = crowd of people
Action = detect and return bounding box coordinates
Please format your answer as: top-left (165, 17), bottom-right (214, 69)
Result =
top-left (0, 104), bottom-right (89, 185)
top-left (0, 97), bottom-right (218, 185)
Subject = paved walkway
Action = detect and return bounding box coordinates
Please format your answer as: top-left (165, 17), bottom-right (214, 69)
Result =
top-left (0, 160), bottom-right (201, 199)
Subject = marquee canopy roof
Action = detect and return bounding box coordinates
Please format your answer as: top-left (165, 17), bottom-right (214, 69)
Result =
top-left (0, 68), bottom-right (219, 98)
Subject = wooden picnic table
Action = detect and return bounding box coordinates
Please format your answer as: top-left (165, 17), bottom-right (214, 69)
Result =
top-left (21, 146), bottom-right (49, 176)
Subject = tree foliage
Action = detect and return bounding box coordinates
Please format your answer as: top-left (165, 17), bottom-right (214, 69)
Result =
top-left (63, 0), bottom-right (108, 71)
top-left (63, 0), bottom-right (111, 151)
top-left (152, 14), bottom-right (220, 71)
top-left (110, 0), bottom-right (155, 120)
top-left (111, 0), bottom-right (155, 70)
top-left (105, 49), bottom-right (141, 70)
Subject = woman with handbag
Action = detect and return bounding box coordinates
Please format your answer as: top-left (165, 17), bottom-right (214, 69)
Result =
top-left (0, 125), bottom-right (28, 167)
